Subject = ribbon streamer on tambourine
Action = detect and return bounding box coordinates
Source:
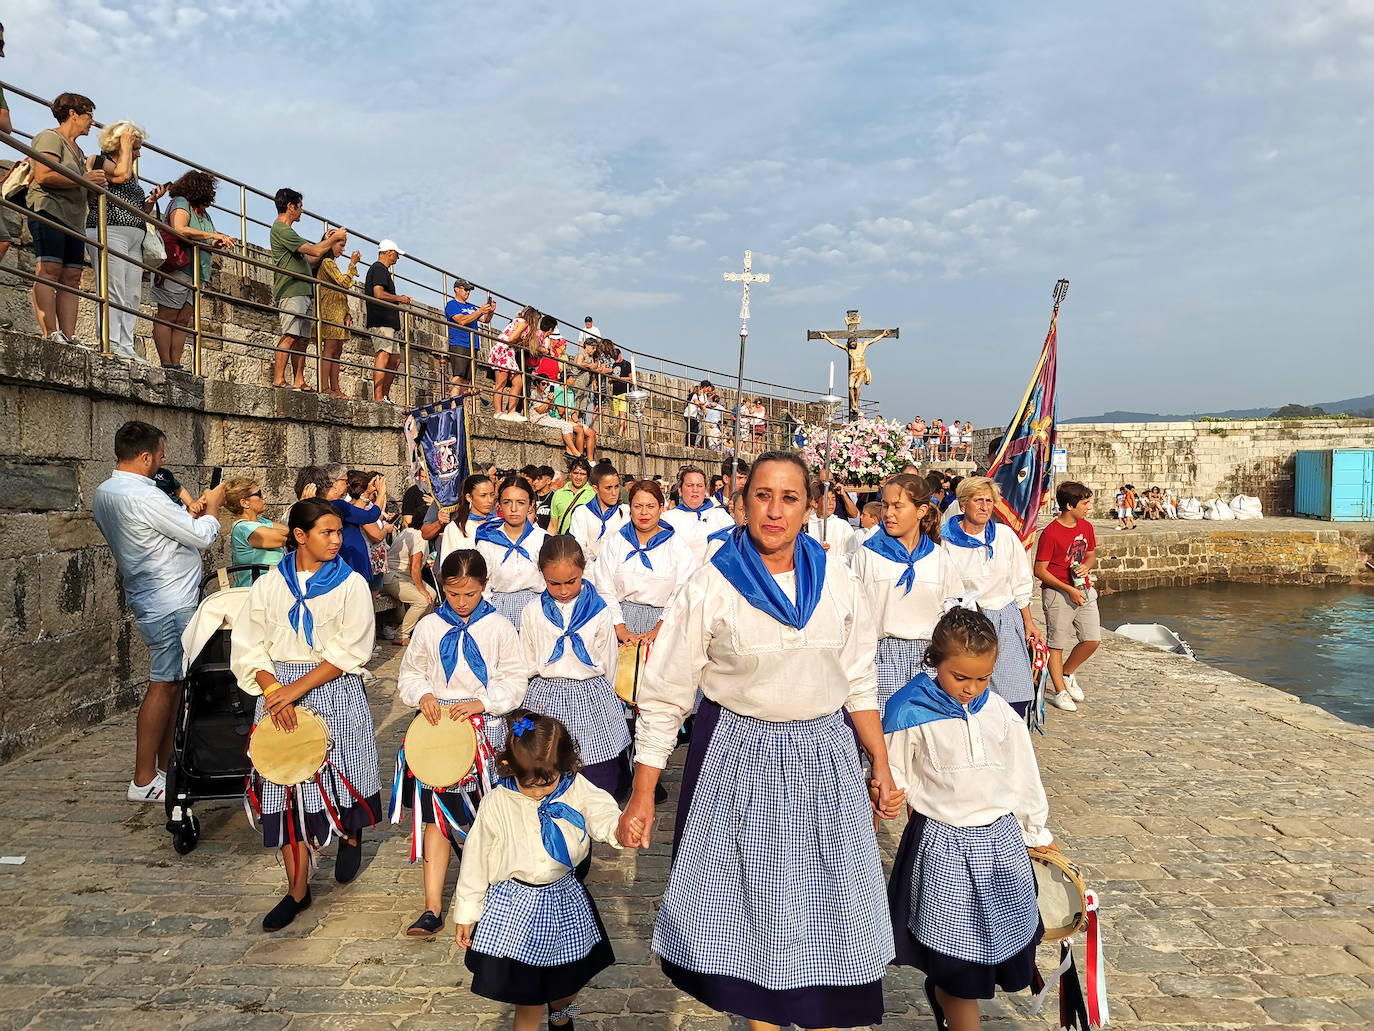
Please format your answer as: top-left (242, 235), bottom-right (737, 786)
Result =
top-left (1030, 888), bottom-right (1109, 1028)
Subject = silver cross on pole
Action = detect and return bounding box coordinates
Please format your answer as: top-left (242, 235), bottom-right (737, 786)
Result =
top-left (723, 249), bottom-right (770, 323)
top-left (722, 250), bottom-right (770, 485)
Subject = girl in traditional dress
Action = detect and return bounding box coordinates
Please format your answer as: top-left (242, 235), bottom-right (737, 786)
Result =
top-left (883, 606), bottom-right (1055, 1030)
top-left (806, 481), bottom-right (855, 563)
top-left (520, 535), bottom-right (631, 798)
top-left (475, 474), bottom-right (548, 627)
top-left (392, 550), bottom-right (528, 938)
top-left (455, 710), bottom-right (634, 1031)
top-left (231, 499), bottom-right (381, 932)
top-left (567, 463), bottom-right (627, 563)
top-left (588, 479), bottom-right (695, 647)
top-left (437, 473), bottom-right (499, 571)
top-left (940, 477), bottom-right (1043, 716)
top-left (621, 451), bottom-right (901, 1031)
top-left (850, 473), bottom-right (963, 721)
top-left (661, 466), bottom-right (733, 566)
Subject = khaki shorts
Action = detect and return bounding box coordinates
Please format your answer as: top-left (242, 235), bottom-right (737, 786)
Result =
top-left (1041, 585), bottom-right (1102, 650)
top-left (369, 325), bottom-right (399, 355)
top-left (277, 294), bottom-right (312, 338)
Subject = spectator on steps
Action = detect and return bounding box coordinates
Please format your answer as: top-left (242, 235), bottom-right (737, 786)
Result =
top-left (0, 28), bottom-right (13, 290)
top-left (150, 171), bottom-right (234, 371)
top-left (445, 278), bottom-right (494, 398)
top-left (491, 304), bottom-right (536, 420)
top-left (364, 239), bottom-right (410, 404)
top-left (269, 187), bottom-right (346, 391)
top-left (316, 235), bottom-right (360, 400)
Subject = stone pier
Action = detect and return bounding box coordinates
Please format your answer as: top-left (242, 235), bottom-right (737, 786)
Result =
top-left (0, 633), bottom-right (1371, 1029)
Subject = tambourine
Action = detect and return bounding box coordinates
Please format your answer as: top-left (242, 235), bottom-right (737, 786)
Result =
top-left (249, 706), bottom-right (333, 786)
top-left (403, 710), bottom-right (478, 790)
top-left (1030, 848), bottom-right (1088, 941)
top-left (615, 641), bottom-right (649, 706)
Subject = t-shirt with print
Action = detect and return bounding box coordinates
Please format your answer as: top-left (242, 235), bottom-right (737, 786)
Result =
top-left (364, 261), bottom-right (401, 329)
top-left (269, 222), bottom-right (312, 302)
top-left (610, 356), bottom-right (631, 396)
top-left (1035, 517), bottom-right (1096, 589)
top-left (445, 299), bottom-right (479, 350)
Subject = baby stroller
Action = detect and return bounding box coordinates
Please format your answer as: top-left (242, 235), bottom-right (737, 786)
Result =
top-left (164, 564), bottom-right (269, 854)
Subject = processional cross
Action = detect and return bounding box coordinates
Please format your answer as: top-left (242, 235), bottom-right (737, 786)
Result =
top-left (722, 250), bottom-right (770, 467)
top-left (806, 309), bottom-right (900, 421)
top-left (723, 249), bottom-right (770, 322)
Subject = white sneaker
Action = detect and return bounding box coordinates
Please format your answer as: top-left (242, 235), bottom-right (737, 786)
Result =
top-left (45, 331), bottom-right (67, 345)
top-left (1065, 673), bottom-right (1085, 702)
top-left (380, 625), bottom-right (398, 641)
top-left (1049, 690), bottom-right (1078, 712)
top-left (127, 771), bottom-right (166, 802)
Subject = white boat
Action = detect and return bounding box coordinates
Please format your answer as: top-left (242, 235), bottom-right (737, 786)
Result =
top-left (1114, 622), bottom-right (1196, 660)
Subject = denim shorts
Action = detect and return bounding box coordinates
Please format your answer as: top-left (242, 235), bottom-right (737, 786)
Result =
top-left (29, 215), bottom-right (87, 268)
top-left (136, 604), bottom-right (198, 682)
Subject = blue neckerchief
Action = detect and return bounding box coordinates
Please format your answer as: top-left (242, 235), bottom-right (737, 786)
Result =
top-left (434, 599), bottom-right (495, 686)
top-left (496, 773), bottom-right (586, 868)
top-left (541, 582), bottom-right (607, 665)
top-left (944, 515), bottom-right (996, 559)
top-left (709, 526), bottom-right (825, 630)
top-left (619, 520), bottom-right (674, 570)
top-left (882, 671), bottom-right (989, 733)
top-left (276, 553), bottom-right (352, 648)
top-left (707, 525), bottom-right (733, 544)
top-left (713, 489), bottom-right (727, 507)
top-left (862, 528), bottom-right (935, 595)
top-left (470, 510), bottom-right (501, 527)
top-left (677, 497), bottom-right (715, 521)
top-left (586, 496), bottom-right (621, 539)
top-left (476, 519), bottom-right (535, 564)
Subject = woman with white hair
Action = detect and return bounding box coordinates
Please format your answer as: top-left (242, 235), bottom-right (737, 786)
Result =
top-left (940, 476), bottom-right (1044, 716)
top-left (84, 120), bottom-right (163, 359)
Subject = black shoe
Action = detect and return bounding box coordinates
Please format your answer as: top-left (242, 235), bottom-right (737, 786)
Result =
top-left (924, 978), bottom-right (949, 1031)
top-left (336, 831), bottom-right (363, 884)
top-left (406, 910), bottom-right (444, 937)
top-left (262, 890), bottom-right (311, 932)
top-left (548, 1001), bottom-right (579, 1029)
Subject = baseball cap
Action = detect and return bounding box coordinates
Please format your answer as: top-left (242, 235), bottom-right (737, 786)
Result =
top-left (454, 278), bottom-right (474, 291)
top-left (378, 239), bottom-right (404, 255)
top-left (583, 315), bottom-right (594, 323)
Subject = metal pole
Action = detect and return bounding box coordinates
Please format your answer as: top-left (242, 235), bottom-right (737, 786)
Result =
top-left (730, 323), bottom-right (747, 496)
top-left (191, 244), bottom-right (203, 376)
top-left (313, 280), bottom-right (323, 392)
top-left (96, 195), bottom-right (110, 355)
top-left (403, 311), bottom-right (412, 409)
top-left (238, 184), bottom-right (248, 282)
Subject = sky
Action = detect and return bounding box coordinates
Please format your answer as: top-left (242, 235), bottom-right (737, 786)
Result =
top-left (5, 1), bottom-right (1372, 424)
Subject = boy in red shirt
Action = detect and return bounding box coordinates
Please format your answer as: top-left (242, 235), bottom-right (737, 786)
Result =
top-left (1033, 481), bottom-right (1101, 712)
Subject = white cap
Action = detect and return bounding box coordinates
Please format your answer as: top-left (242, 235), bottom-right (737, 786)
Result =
top-left (378, 239), bottom-right (404, 256)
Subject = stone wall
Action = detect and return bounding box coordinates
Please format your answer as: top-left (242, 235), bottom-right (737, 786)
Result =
top-left (0, 329), bottom-right (741, 761)
top-left (972, 420), bottom-right (1374, 517)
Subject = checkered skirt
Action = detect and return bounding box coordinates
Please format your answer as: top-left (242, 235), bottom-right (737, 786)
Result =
top-left (875, 635), bottom-right (931, 721)
top-left (908, 812), bottom-right (1039, 965)
top-left (490, 589), bottom-right (540, 629)
top-left (652, 706), bottom-right (894, 990)
top-left (985, 601), bottom-right (1035, 704)
top-left (471, 873), bottom-right (604, 966)
top-left (619, 600), bottom-right (663, 636)
top-left (252, 662), bottom-right (382, 846)
top-left (522, 675), bottom-right (631, 766)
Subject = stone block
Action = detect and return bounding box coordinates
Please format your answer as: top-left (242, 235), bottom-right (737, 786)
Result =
top-left (36, 550), bottom-right (99, 637)
top-left (44, 511), bottom-right (105, 552)
top-left (0, 513), bottom-right (50, 559)
top-left (0, 461), bottom-right (78, 511)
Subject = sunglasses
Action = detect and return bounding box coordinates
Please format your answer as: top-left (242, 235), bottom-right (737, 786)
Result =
top-left (247, 490), bottom-right (263, 499)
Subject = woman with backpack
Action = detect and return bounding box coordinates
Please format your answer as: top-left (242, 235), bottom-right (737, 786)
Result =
top-left (149, 170), bottom-right (235, 370)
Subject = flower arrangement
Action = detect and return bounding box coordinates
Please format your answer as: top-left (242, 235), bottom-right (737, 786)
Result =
top-left (796, 417), bottom-right (920, 486)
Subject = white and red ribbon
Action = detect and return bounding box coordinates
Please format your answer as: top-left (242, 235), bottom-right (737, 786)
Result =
top-left (1084, 889), bottom-right (1109, 1026)
top-left (1030, 888), bottom-right (1109, 1028)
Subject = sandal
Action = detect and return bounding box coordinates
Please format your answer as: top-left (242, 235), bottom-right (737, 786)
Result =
top-left (406, 910), bottom-right (444, 937)
top-left (548, 1001), bottom-right (579, 1029)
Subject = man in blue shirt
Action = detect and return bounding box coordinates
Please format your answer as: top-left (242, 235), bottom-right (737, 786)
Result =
top-left (92, 421), bottom-right (224, 803)
top-left (444, 279), bottom-right (495, 398)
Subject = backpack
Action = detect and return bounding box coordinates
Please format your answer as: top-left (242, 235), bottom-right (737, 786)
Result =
top-left (1, 158), bottom-right (32, 207)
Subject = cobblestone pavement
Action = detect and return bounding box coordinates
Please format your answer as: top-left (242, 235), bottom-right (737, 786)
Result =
top-left (1, 633), bottom-right (1372, 1030)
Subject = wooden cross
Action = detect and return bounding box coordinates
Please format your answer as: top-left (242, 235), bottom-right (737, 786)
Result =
top-left (807, 309), bottom-right (900, 420)
top-left (723, 250), bottom-right (770, 323)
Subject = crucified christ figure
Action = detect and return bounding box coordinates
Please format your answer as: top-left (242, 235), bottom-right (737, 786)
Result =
top-left (821, 328), bottom-right (893, 417)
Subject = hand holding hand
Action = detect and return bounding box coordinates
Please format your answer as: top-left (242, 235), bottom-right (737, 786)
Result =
top-left (617, 791), bottom-right (655, 850)
top-left (456, 922), bottom-right (475, 947)
top-left (871, 770), bottom-right (903, 821)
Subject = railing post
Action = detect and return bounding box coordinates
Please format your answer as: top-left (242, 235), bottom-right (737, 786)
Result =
top-left (96, 195), bottom-right (111, 355)
top-left (403, 311), bottom-right (412, 409)
top-left (313, 280), bottom-right (323, 392)
top-left (238, 184), bottom-right (248, 282)
top-left (191, 243), bottom-right (203, 376)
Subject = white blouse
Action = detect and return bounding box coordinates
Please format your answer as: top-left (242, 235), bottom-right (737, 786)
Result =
top-left (941, 521), bottom-right (1034, 611)
top-left (635, 556), bottom-right (879, 770)
top-left (475, 525), bottom-right (549, 595)
top-left (520, 591), bottom-right (621, 681)
top-left (806, 514), bottom-right (855, 565)
top-left (230, 563), bottom-right (376, 694)
top-left (850, 543), bottom-right (965, 641)
top-left (587, 528), bottom-right (695, 627)
top-left (886, 692), bottom-right (1052, 846)
top-left (438, 517), bottom-right (485, 570)
top-left (568, 503), bottom-right (628, 563)
top-left (451, 776), bottom-right (623, 924)
top-left (662, 504), bottom-right (734, 566)
top-left (395, 608), bottom-right (529, 711)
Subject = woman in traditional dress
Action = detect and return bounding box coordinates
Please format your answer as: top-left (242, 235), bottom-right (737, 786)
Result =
top-left (567, 463), bottom-right (628, 563)
top-left (620, 451), bottom-right (900, 1031)
top-left (660, 466), bottom-right (732, 567)
top-left (475, 474), bottom-right (548, 628)
top-left (437, 473), bottom-right (499, 571)
top-left (940, 476), bottom-right (1043, 716)
top-left (230, 498), bottom-right (381, 931)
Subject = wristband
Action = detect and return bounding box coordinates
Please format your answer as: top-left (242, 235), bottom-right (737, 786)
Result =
top-left (264, 680), bottom-right (284, 695)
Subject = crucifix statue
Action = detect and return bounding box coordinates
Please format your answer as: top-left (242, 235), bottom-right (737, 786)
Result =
top-left (806, 309), bottom-right (900, 420)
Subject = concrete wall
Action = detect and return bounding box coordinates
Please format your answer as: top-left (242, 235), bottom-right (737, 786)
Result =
top-left (972, 420), bottom-right (1374, 517)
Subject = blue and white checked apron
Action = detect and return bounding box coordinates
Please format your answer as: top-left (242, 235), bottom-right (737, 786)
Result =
top-left (653, 706), bottom-right (894, 990)
top-left (985, 601), bottom-right (1035, 705)
top-left (471, 873), bottom-right (603, 965)
top-left (619, 600), bottom-right (663, 636)
top-left (875, 636), bottom-right (930, 720)
top-left (523, 675), bottom-right (631, 766)
top-left (491, 589), bottom-right (539, 629)
top-left (909, 812), bottom-right (1039, 964)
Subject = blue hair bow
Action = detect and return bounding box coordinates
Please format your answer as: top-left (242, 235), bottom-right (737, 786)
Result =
top-left (511, 716), bottom-right (534, 738)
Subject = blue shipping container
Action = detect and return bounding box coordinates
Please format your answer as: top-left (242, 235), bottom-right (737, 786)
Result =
top-left (1294, 449), bottom-right (1374, 521)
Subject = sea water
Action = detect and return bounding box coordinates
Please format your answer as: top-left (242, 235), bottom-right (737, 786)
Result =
top-left (1097, 582), bottom-right (1374, 728)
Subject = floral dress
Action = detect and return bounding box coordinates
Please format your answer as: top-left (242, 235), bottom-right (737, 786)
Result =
top-left (490, 319), bottom-right (524, 373)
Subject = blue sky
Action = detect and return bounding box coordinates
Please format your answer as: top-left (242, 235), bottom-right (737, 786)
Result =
top-left (6, 1), bottom-right (1371, 423)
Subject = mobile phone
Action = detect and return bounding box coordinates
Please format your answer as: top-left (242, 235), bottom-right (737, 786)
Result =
top-left (209, 467), bottom-right (224, 489)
